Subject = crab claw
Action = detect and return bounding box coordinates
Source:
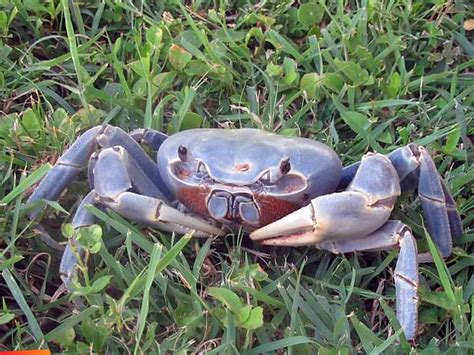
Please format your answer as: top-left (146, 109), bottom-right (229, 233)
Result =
top-left (250, 188), bottom-right (396, 247)
top-left (156, 201), bottom-right (224, 237)
top-left (250, 204), bottom-right (319, 247)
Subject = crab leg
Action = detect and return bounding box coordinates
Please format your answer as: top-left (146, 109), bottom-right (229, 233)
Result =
top-left (59, 146), bottom-right (222, 288)
top-left (416, 146), bottom-right (457, 257)
top-left (338, 145), bottom-right (462, 257)
top-left (250, 153), bottom-right (401, 245)
top-left (319, 220), bottom-right (419, 340)
top-left (129, 128), bottom-right (168, 151)
top-left (59, 190), bottom-right (100, 287)
top-left (395, 227), bottom-right (419, 341)
top-left (391, 145), bottom-right (462, 257)
top-left (27, 125), bottom-right (172, 210)
top-left (441, 180), bottom-right (464, 241)
top-left (28, 126), bottom-right (102, 206)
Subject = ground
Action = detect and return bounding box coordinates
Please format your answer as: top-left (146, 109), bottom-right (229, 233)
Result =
top-left (0, 0), bottom-right (473, 353)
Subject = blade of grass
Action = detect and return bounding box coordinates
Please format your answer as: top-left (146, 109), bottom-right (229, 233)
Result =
top-left (424, 226), bottom-right (456, 302)
top-left (2, 164), bottom-right (50, 204)
top-left (244, 336), bottom-right (319, 355)
top-left (2, 268), bottom-right (44, 342)
top-left (135, 243), bottom-right (162, 354)
top-left (349, 313), bottom-right (383, 352)
top-left (60, 0), bottom-right (89, 114)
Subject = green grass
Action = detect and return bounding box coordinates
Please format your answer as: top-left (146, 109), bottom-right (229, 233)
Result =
top-left (0, 0), bottom-right (473, 353)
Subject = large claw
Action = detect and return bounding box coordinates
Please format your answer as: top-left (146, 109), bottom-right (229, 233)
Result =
top-left (250, 204), bottom-right (318, 246)
top-left (250, 191), bottom-right (394, 247)
top-left (251, 154), bottom-right (401, 247)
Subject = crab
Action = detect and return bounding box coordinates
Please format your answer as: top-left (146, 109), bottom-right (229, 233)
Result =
top-left (27, 125), bottom-right (463, 340)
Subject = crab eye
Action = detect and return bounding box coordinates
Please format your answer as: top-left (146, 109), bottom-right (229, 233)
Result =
top-left (178, 145), bottom-right (187, 162)
top-left (280, 157), bottom-right (291, 175)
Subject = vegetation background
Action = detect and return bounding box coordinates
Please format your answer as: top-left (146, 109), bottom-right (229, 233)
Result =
top-left (0, 0), bottom-right (472, 353)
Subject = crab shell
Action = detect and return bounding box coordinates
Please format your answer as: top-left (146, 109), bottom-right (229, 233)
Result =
top-left (156, 128), bottom-right (342, 229)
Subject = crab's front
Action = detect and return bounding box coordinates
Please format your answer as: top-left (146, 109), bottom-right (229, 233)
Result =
top-left (157, 129), bottom-right (341, 230)
top-left (27, 125), bottom-right (463, 341)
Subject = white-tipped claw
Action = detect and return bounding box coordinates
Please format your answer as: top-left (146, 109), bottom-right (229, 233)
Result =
top-left (250, 204), bottom-right (318, 246)
top-left (157, 203), bottom-right (223, 236)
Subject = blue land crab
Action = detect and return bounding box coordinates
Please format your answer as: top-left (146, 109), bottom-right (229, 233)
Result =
top-left (27, 125), bottom-right (463, 340)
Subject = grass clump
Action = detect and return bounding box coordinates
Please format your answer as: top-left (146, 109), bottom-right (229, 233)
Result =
top-left (0, 0), bottom-right (473, 353)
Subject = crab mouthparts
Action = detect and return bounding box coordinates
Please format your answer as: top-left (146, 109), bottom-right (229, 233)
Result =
top-left (207, 190), bottom-right (260, 225)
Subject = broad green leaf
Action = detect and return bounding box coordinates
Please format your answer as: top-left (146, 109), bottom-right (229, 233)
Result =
top-left (340, 111), bottom-right (370, 134)
top-left (298, 3), bottom-right (323, 26)
top-left (90, 275), bottom-right (112, 293)
top-left (52, 326), bottom-right (76, 347)
top-left (237, 305), bottom-right (252, 324)
top-left (334, 59), bottom-right (371, 87)
top-left (0, 11), bottom-right (8, 34)
top-left (300, 72), bottom-right (321, 98)
top-left (323, 73), bottom-right (343, 92)
top-left (282, 57), bottom-right (299, 86)
top-left (73, 275), bottom-right (112, 296)
top-left (385, 71), bottom-right (401, 97)
top-left (208, 287), bottom-right (243, 316)
top-left (62, 223), bottom-right (75, 239)
top-left (20, 108), bottom-right (42, 137)
top-left (146, 25), bottom-right (163, 48)
top-left (181, 112), bottom-right (203, 130)
top-left (444, 126), bottom-right (460, 154)
top-left (279, 128), bottom-right (299, 137)
top-left (266, 62), bottom-right (282, 77)
top-left (419, 307), bottom-right (442, 324)
top-left (377, 130), bottom-right (393, 144)
top-left (231, 263), bottom-right (268, 283)
top-left (129, 60), bottom-right (147, 77)
top-left (184, 60), bottom-right (210, 76)
top-left (152, 71), bottom-right (177, 94)
top-left (76, 224), bottom-right (103, 254)
top-left (168, 44), bottom-right (192, 71)
top-left (239, 306), bottom-right (263, 330)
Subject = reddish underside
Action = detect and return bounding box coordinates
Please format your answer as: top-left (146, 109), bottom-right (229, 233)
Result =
top-left (177, 187), bottom-right (210, 217)
top-left (177, 187), bottom-right (301, 227)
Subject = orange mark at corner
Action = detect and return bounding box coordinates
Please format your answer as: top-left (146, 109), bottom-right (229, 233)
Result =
top-left (0, 351), bottom-right (51, 355)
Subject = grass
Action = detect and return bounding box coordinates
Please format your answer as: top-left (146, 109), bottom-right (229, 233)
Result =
top-left (0, 0), bottom-right (473, 353)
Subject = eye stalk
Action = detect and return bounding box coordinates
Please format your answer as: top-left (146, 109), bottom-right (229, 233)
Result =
top-left (280, 157), bottom-right (291, 175)
top-left (259, 156), bottom-right (292, 185)
top-left (178, 145), bottom-right (187, 162)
